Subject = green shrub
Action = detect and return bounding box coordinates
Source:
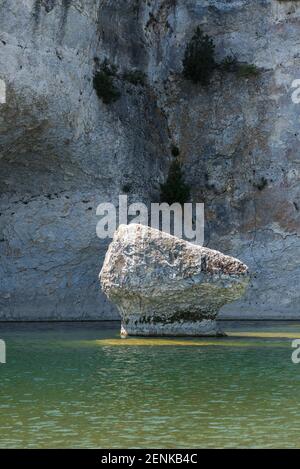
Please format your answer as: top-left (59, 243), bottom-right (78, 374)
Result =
top-left (220, 55), bottom-right (238, 72)
top-left (101, 58), bottom-right (118, 77)
top-left (123, 69), bottom-right (146, 86)
top-left (182, 27), bottom-right (259, 86)
top-left (160, 160), bottom-right (191, 205)
top-left (93, 59), bottom-right (121, 104)
top-left (182, 27), bottom-right (216, 86)
top-left (122, 184), bottom-right (132, 194)
top-left (237, 63), bottom-right (259, 78)
top-left (220, 55), bottom-right (259, 78)
top-left (253, 177), bottom-right (268, 191)
top-left (220, 56), bottom-right (259, 78)
top-left (171, 145), bottom-right (180, 158)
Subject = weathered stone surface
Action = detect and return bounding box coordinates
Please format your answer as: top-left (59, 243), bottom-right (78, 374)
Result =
top-left (0, 0), bottom-right (299, 320)
top-left (0, 0), bottom-right (169, 319)
top-left (100, 224), bottom-right (249, 336)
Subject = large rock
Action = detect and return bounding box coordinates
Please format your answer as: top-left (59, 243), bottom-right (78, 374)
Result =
top-left (100, 224), bottom-right (249, 336)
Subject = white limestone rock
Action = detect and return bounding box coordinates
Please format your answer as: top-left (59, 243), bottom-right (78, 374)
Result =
top-left (100, 224), bottom-right (249, 336)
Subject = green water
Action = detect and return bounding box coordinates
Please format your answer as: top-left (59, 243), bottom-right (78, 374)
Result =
top-left (1, 321), bottom-right (300, 449)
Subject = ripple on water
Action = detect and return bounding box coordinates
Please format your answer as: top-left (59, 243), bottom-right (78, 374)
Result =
top-left (0, 321), bottom-right (300, 448)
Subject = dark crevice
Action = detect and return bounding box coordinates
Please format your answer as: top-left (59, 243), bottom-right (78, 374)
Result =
top-left (33, 0), bottom-right (42, 24)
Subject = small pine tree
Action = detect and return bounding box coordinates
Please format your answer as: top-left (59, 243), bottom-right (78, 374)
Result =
top-left (160, 160), bottom-right (191, 205)
top-left (93, 60), bottom-right (120, 104)
top-left (93, 71), bottom-right (120, 104)
top-left (182, 27), bottom-right (216, 86)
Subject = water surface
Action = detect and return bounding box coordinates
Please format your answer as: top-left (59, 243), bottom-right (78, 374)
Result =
top-left (0, 321), bottom-right (300, 448)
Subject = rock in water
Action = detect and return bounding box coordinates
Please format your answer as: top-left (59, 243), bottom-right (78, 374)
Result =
top-left (100, 224), bottom-right (249, 337)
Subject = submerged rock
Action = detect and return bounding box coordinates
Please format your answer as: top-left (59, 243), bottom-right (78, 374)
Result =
top-left (100, 224), bottom-right (249, 337)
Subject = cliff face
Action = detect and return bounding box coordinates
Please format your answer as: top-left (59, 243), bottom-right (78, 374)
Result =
top-left (0, 0), bottom-right (299, 319)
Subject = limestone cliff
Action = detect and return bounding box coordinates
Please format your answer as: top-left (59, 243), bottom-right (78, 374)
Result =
top-left (0, 0), bottom-right (299, 319)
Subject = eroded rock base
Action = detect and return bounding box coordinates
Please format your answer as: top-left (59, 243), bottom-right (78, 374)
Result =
top-left (120, 319), bottom-right (225, 337)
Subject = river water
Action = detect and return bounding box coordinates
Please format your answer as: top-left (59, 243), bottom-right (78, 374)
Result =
top-left (0, 321), bottom-right (300, 448)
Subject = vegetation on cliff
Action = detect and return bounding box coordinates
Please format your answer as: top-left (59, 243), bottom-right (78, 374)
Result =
top-left (93, 59), bottom-right (120, 104)
top-left (183, 26), bottom-right (216, 86)
top-left (183, 27), bottom-right (260, 85)
top-left (160, 160), bottom-right (191, 205)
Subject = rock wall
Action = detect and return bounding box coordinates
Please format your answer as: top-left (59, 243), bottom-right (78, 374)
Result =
top-left (0, 0), bottom-right (299, 320)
